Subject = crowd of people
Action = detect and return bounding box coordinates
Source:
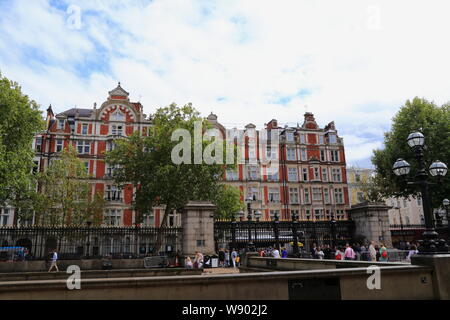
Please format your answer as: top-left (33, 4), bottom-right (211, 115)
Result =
top-left (308, 241), bottom-right (420, 262)
top-left (184, 248), bottom-right (244, 269)
top-left (183, 241), bottom-right (421, 269)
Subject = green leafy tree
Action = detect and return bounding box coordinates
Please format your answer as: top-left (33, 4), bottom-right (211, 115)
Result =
top-left (372, 97), bottom-right (450, 208)
top-left (35, 145), bottom-right (105, 226)
top-left (213, 185), bottom-right (244, 219)
top-left (106, 103), bottom-right (240, 252)
top-left (0, 72), bottom-right (44, 224)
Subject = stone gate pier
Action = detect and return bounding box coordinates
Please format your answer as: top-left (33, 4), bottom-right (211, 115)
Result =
top-left (182, 201), bottom-right (216, 256)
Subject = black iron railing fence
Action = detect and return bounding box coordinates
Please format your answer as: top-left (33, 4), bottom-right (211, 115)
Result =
top-left (214, 220), bottom-right (355, 251)
top-left (0, 226), bottom-right (182, 260)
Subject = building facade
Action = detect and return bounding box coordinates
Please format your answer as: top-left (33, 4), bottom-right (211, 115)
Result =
top-left (220, 112), bottom-right (350, 222)
top-left (31, 84), bottom-right (163, 227)
top-left (3, 85), bottom-right (350, 227)
top-left (345, 167), bottom-right (426, 226)
top-left (386, 196), bottom-right (425, 226)
top-left (346, 167), bottom-right (375, 205)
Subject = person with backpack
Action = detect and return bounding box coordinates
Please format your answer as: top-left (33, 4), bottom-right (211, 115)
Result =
top-left (335, 248), bottom-right (343, 260)
top-left (379, 244), bottom-right (388, 262)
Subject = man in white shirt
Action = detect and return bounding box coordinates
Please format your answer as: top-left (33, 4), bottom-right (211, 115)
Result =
top-left (48, 249), bottom-right (59, 272)
top-left (369, 241), bottom-right (377, 261)
top-left (272, 248), bottom-right (280, 258)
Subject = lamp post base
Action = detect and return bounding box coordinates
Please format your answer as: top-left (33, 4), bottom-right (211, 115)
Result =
top-left (418, 230), bottom-right (448, 254)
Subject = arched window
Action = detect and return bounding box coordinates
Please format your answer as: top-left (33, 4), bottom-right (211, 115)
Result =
top-left (111, 110), bottom-right (125, 121)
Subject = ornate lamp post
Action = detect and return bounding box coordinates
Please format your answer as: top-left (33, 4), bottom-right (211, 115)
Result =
top-left (254, 210), bottom-right (262, 246)
top-left (245, 197), bottom-right (254, 251)
top-left (392, 131), bottom-right (448, 253)
top-left (291, 210), bottom-right (299, 256)
top-left (330, 211), bottom-right (337, 248)
top-left (86, 220), bottom-right (92, 258)
top-left (231, 211), bottom-right (240, 251)
top-left (394, 206), bottom-right (406, 246)
top-left (272, 211), bottom-right (280, 251)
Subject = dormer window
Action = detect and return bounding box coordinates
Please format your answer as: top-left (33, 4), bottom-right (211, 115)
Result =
top-left (286, 132), bottom-right (294, 142)
top-left (82, 124), bottom-right (88, 135)
top-left (329, 134), bottom-right (337, 144)
top-left (58, 119), bottom-right (65, 130)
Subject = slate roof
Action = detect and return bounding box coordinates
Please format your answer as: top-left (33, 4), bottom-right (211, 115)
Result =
top-left (56, 108), bottom-right (93, 118)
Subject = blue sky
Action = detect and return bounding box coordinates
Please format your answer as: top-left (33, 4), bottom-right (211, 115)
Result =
top-left (1, 0), bottom-right (450, 168)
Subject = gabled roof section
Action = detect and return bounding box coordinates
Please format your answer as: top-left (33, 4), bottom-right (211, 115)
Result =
top-left (108, 82), bottom-right (129, 99)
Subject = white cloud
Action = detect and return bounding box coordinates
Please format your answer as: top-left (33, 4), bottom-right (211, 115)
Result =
top-left (1, 0), bottom-right (450, 167)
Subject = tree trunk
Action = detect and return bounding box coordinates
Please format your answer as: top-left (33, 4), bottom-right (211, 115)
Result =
top-left (153, 205), bottom-right (171, 255)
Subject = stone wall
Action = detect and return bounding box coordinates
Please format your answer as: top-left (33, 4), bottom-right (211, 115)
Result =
top-left (349, 202), bottom-right (393, 247)
top-left (0, 258), bottom-right (151, 273)
top-left (0, 265), bottom-right (436, 300)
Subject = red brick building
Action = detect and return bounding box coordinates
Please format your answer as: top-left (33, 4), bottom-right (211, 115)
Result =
top-left (216, 112), bottom-right (350, 222)
top-left (33, 84), bottom-right (160, 227)
top-left (31, 85), bottom-right (349, 227)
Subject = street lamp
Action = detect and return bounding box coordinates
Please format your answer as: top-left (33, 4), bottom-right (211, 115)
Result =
top-left (392, 131), bottom-right (448, 253)
top-left (245, 197), bottom-right (254, 251)
top-left (254, 210), bottom-right (262, 245)
top-left (237, 210), bottom-right (245, 222)
top-left (330, 211), bottom-right (337, 249)
top-left (394, 206), bottom-right (406, 247)
top-left (86, 220), bottom-right (92, 258)
top-left (291, 210), bottom-right (299, 256)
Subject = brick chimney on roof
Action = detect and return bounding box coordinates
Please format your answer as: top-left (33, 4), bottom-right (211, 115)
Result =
top-left (302, 112), bottom-right (318, 129)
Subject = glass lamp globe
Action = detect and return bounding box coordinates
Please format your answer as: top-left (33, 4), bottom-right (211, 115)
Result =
top-left (429, 160), bottom-right (448, 177)
top-left (406, 132), bottom-right (425, 148)
top-left (392, 158), bottom-right (411, 176)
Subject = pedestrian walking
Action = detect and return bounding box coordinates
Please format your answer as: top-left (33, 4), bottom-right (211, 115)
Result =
top-left (272, 247), bottom-right (280, 258)
top-left (218, 248), bottom-right (225, 267)
top-left (335, 248), bottom-right (343, 260)
top-left (231, 249), bottom-right (238, 268)
top-left (225, 250), bottom-right (230, 267)
top-left (344, 243), bottom-right (356, 261)
top-left (369, 241), bottom-right (377, 261)
top-left (406, 245), bottom-right (418, 261)
top-left (194, 251), bottom-right (204, 268)
top-left (310, 243), bottom-right (317, 259)
top-left (379, 243), bottom-right (388, 262)
top-left (48, 249), bottom-right (59, 272)
top-left (281, 247), bottom-right (288, 258)
top-left (316, 246), bottom-right (325, 260)
top-left (185, 256), bottom-right (193, 269)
